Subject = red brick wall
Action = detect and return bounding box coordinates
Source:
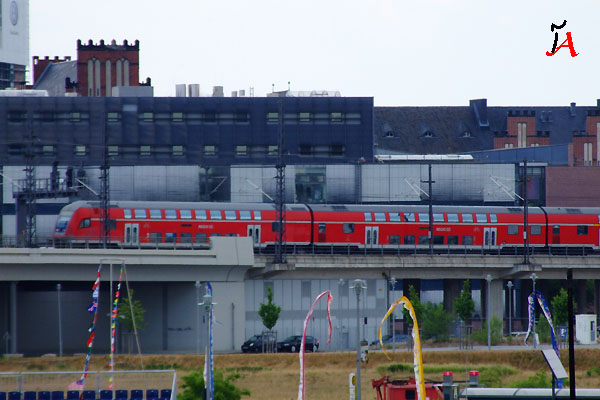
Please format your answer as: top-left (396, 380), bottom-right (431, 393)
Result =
top-left (585, 115), bottom-right (600, 134)
top-left (572, 136), bottom-right (597, 166)
top-left (507, 116), bottom-right (536, 136)
top-left (32, 56), bottom-right (71, 85)
top-left (546, 166), bottom-right (600, 206)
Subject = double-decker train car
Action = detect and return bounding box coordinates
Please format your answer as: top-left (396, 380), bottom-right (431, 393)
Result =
top-left (53, 201), bottom-right (600, 253)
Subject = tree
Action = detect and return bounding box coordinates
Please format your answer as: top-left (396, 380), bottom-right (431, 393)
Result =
top-left (402, 285), bottom-right (425, 329)
top-left (421, 302), bottom-right (452, 341)
top-left (454, 280), bottom-right (475, 323)
top-left (258, 287), bottom-right (281, 331)
top-left (118, 289), bottom-right (147, 333)
top-left (551, 288), bottom-right (576, 326)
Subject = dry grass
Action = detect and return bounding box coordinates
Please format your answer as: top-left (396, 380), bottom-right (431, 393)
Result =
top-left (0, 349), bottom-right (599, 399)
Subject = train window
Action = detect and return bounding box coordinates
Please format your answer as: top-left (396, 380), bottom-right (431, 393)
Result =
top-left (271, 222), bottom-right (281, 232)
top-left (212, 233), bottom-right (222, 237)
top-left (508, 225), bottom-right (519, 235)
top-left (418, 235), bottom-right (429, 245)
top-left (240, 211), bottom-right (251, 220)
top-left (134, 209), bottom-right (147, 219)
top-left (165, 233), bottom-right (177, 243)
top-left (318, 223), bottom-right (326, 233)
top-left (225, 210), bottom-right (237, 220)
top-left (448, 236), bottom-right (459, 245)
top-left (490, 214), bottom-right (498, 223)
top-left (210, 210), bottom-right (222, 220)
top-left (78, 218), bottom-right (91, 229)
top-left (462, 236), bottom-right (474, 245)
top-left (343, 223), bottom-right (355, 233)
top-left (165, 210), bottom-right (177, 219)
top-left (389, 213), bottom-right (401, 222)
top-left (405, 213), bottom-right (415, 222)
top-left (108, 219), bottom-right (117, 230)
top-left (150, 233), bottom-right (162, 243)
top-left (552, 225), bottom-right (560, 235)
top-left (389, 235), bottom-right (401, 244)
top-left (404, 235), bottom-right (415, 244)
top-left (419, 213), bottom-right (429, 223)
top-left (253, 211), bottom-right (262, 220)
top-left (433, 214), bottom-right (444, 222)
top-left (577, 225), bottom-right (588, 235)
top-left (433, 236), bottom-right (444, 244)
top-left (180, 210), bottom-right (192, 219)
top-left (196, 233), bottom-right (208, 243)
top-left (462, 214), bottom-right (473, 223)
top-left (195, 210), bottom-right (207, 220)
top-left (447, 214), bottom-right (459, 223)
top-left (149, 209), bottom-right (162, 219)
top-left (374, 213), bottom-right (386, 222)
top-left (475, 214), bottom-right (487, 223)
top-left (181, 233), bottom-right (193, 243)
top-left (226, 233), bottom-right (238, 237)
top-left (364, 212), bottom-right (372, 222)
top-left (531, 225), bottom-right (541, 235)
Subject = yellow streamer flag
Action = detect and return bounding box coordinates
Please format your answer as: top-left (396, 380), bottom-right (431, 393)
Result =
top-left (378, 296), bottom-right (426, 400)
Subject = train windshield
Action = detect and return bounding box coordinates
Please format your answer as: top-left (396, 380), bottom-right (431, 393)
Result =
top-left (54, 216), bottom-right (70, 233)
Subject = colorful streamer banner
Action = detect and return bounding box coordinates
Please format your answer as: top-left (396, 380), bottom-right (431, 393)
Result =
top-left (297, 290), bottom-right (333, 400)
top-left (525, 290), bottom-right (562, 388)
top-left (378, 296), bottom-right (426, 400)
top-left (109, 263), bottom-right (125, 390)
top-left (69, 264), bottom-right (102, 391)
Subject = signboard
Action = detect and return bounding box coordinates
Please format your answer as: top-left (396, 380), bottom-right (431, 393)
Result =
top-left (541, 349), bottom-right (568, 380)
top-left (0, 0), bottom-right (29, 66)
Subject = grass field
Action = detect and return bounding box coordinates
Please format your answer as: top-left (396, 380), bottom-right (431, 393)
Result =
top-left (1, 348), bottom-right (600, 399)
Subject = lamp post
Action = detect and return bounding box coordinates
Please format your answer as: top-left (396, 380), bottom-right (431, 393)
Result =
top-left (390, 278), bottom-right (396, 351)
top-left (57, 283), bottom-right (63, 357)
top-left (531, 273), bottom-right (538, 349)
top-left (195, 281), bottom-right (201, 354)
top-left (202, 287), bottom-right (215, 400)
top-left (351, 279), bottom-right (367, 400)
top-left (507, 281), bottom-right (513, 336)
top-left (486, 275), bottom-right (492, 351)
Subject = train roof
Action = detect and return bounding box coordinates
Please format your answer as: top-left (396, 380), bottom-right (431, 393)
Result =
top-left (461, 387), bottom-right (600, 398)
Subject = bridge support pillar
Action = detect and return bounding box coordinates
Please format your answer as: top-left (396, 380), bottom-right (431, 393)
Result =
top-left (443, 279), bottom-right (461, 313)
top-left (595, 280), bottom-right (600, 317)
top-left (486, 279), bottom-right (504, 323)
top-left (576, 279), bottom-right (587, 314)
top-left (10, 281), bottom-right (17, 354)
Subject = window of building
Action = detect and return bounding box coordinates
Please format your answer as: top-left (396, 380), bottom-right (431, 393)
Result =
top-left (42, 145), bottom-right (55, 156)
top-left (508, 225), bottom-right (519, 235)
top-left (74, 145), bottom-right (87, 156)
top-left (404, 235), bottom-right (415, 244)
top-left (108, 145), bottom-right (119, 156)
top-left (330, 112), bottom-right (343, 122)
top-left (204, 145), bottom-right (217, 156)
top-left (517, 122), bottom-right (527, 148)
top-left (389, 213), bottom-right (401, 222)
top-left (389, 235), bottom-right (401, 244)
top-left (448, 236), bottom-right (459, 245)
top-left (210, 210), bottom-right (222, 220)
top-left (531, 225), bottom-right (542, 235)
top-left (8, 144), bottom-right (23, 155)
top-left (447, 214), bottom-right (459, 223)
top-left (165, 209), bottom-right (177, 219)
top-left (107, 112), bottom-right (120, 122)
top-left (584, 142), bottom-right (593, 166)
top-left (343, 223), bottom-right (355, 233)
top-left (240, 211), bottom-right (251, 220)
top-left (172, 145), bottom-right (184, 156)
top-left (299, 112), bottom-right (311, 122)
top-left (268, 145), bottom-right (278, 156)
top-left (236, 145), bottom-right (248, 156)
top-left (225, 210), bottom-right (237, 220)
top-left (180, 209), bottom-right (192, 219)
top-left (142, 112), bottom-right (153, 122)
top-left (577, 225), bottom-right (588, 235)
top-left (203, 112), bottom-right (217, 123)
top-left (330, 144), bottom-right (344, 156)
top-left (505, 143), bottom-right (514, 149)
top-left (149, 209), bottom-right (162, 219)
top-left (299, 144), bottom-right (312, 155)
top-left (346, 112), bottom-right (361, 124)
top-left (195, 210), bottom-right (207, 220)
top-left (462, 236), bottom-right (474, 245)
top-left (140, 145), bottom-right (152, 156)
top-left (134, 209), bottom-right (147, 219)
top-left (172, 112), bottom-right (184, 122)
top-left (462, 214), bottom-right (474, 223)
top-left (70, 112), bottom-right (81, 122)
top-left (8, 111), bottom-right (25, 122)
top-left (235, 112), bottom-right (249, 123)
top-left (267, 112), bottom-right (279, 123)
top-left (374, 213), bottom-right (386, 222)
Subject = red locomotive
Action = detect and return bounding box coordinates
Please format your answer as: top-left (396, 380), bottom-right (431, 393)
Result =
top-left (53, 201), bottom-right (600, 252)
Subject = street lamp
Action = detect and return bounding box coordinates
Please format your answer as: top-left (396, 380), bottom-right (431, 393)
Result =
top-left (486, 275), bottom-right (492, 351)
top-left (195, 281), bottom-right (201, 354)
top-left (57, 283), bottom-right (63, 357)
top-left (201, 287), bottom-right (215, 400)
top-left (531, 273), bottom-right (538, 349)
top-left (390, 278), bottom-right (397, 351)
top-left (351, 279), bottom-right (367, 400)
top-left (507, 281), bottom-right (513, 336)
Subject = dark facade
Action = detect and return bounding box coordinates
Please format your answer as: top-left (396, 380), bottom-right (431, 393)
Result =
top-left (0, 96), bottom-right (374, 167)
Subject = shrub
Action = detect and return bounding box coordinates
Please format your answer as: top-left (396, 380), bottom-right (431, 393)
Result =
top-left (421, 302), bottom-right (452, 341)
top-left (179, 369), bottom-right (250, 400)
top-left (472, 316), bottom-right (503, 345)
top-left (513, 369), bottom-right (551, 388)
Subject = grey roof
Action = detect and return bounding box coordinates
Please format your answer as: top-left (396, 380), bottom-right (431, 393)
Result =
top-left (33, 61), bottom-right (77, 96)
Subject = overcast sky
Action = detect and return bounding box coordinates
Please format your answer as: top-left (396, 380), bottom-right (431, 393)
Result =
top-left (29, 0), bottom-right (598, 106)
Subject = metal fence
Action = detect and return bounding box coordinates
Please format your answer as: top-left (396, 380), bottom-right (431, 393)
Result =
top-left (0, 370), bottom-right (176, 399)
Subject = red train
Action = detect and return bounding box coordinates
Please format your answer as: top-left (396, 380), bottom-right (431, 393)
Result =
top-left (53, 201), bottom-right (600, 252)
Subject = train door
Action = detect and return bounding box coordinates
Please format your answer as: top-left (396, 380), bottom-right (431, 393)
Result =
top-left (365, 226), bottom-right (379, 249)
top-left (483, 227), bottom-right (497, 250)
top-left (124, 223), bottom-right (139, 246)
top-left (247, 225), bottom-right (261, 247)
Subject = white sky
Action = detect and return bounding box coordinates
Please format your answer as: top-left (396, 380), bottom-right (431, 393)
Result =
top-left (29, 0), bottom-right (599, 106)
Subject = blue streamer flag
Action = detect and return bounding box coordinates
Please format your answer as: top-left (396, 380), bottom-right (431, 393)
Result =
top-left (525, 290), bottom-right (563, 388)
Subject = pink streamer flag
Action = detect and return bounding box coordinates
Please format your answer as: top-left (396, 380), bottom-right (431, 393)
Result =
top-left (297, 290), bottom-right (333, 400)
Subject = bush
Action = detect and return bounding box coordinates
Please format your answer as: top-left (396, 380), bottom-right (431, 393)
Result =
top-left (421, 302), bottom-right (452, 341)
top-left (479, 365), bottom-right (518, 387)
top-left (472, 316), bottom-right (503, 345)
top-left (536, 315), bottom-right (551, 343)
top-left (513, 369), bottom-right (551, 388)
top-left (179, 369), bottom-right (250, 400)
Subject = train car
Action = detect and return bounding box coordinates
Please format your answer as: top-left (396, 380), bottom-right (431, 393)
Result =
top-left (52, 201), bottom-right (600, 253)
top-left (461, 387), bottom-right (600, 399)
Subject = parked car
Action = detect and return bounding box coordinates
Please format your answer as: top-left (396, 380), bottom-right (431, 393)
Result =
top-left (277, 335), bottom-right (319, 352)
top-left (370, 334), bottom-right (411, 347)
top-left (241, 335), bottom-right (276, 353)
